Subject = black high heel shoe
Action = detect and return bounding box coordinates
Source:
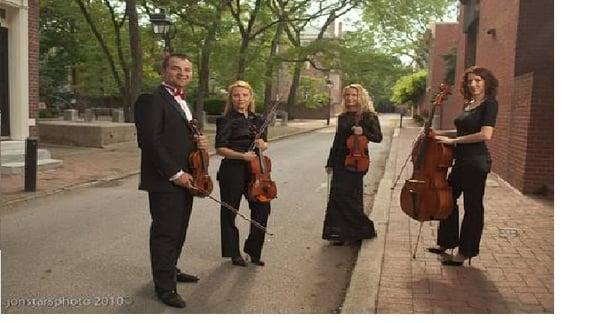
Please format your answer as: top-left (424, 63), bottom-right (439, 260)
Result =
top-left (427, 247), bottom-right (449, 254)
top-left (250, 257), bottom-right (265, 266)
top-left (441, 255), bottom-right (472, 266)
top-left (231, 256), bottom-right (247, 267)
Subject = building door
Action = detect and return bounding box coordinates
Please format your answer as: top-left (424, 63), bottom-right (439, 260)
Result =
top-left (0, 26), bottom-right (9, 136)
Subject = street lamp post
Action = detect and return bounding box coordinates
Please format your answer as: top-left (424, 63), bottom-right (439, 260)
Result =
top-left (325, 78), bottom-right (333, 126)
top-left (149, 9), bottom-right (175, 53)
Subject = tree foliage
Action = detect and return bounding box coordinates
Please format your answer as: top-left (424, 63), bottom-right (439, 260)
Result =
top-left (390, 70), bottom-right (427, 106)
top-left (39, 0), bottom-right (455, 116)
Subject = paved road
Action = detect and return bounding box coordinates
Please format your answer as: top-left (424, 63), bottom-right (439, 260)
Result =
top-left (1, 115), bottom-right (399, 313)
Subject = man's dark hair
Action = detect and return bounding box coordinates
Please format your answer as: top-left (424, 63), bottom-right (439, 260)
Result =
top-left (161, 53), bottom-right (190, 71)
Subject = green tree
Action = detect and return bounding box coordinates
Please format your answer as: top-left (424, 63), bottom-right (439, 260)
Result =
top-left (361, 0), bottom-right (456, 68)
top-left (391, 70), bottom-right (427, 107)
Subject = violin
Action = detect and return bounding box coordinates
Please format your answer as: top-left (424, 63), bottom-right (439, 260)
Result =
top-left (185, 119), bottom-right (273, 235)
top-left (188, 119), bottom-right (213, 197)
top-left (247, 103), bottom-right (279, 203)
top-left (400, 84), bottom-right (453, 222)
top-left (344, 113), bottom-right (370, 173)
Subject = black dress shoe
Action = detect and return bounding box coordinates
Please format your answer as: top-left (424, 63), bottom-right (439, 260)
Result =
top-left (331, 240), bottom-right (345, 246)
top-left (176, 272), bottom-right (199, 283)
top-left (158, 291), bottom-right (186, 308)
top-left (427, 247), bottom-right (449, 254)
top-left (231, 256), bottom-right (247, 267)
top-left (250, 257), bottom-right (265, 266)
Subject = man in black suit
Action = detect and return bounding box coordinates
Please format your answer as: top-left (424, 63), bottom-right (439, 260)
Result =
top-left (134, 53), bottom-right (208, 308)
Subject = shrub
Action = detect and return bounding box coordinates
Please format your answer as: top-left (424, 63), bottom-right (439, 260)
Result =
top-left (203, 98), bottom-right (226, 115)
top-left (38, 108), bottom-right (60, 119)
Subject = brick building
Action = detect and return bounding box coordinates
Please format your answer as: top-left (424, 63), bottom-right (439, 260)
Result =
top-left (424, 22), bottom-right (459, 128)
top-left (0, 0), bottom-right (39, 139)
top-left (273, 21), bottom-right (343, 119)
top-left (430, 0), bottom-right (553, 194)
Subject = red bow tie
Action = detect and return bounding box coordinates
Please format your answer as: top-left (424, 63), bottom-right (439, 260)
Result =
top-left (164, 84), bottom-right (186, 99)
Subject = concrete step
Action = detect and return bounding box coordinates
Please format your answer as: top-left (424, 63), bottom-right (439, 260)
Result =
top-left (1, 159), bottom-right (64, 175)
top-left (1, 140), bottom-right (63, 174)
top-left (2, 148), bottom-right (52, 164)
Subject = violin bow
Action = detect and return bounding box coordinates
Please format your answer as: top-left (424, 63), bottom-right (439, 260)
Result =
top-left (188, 184), bottom-right (274, 236)
top-left (248, 101), bottom-right (280, 152)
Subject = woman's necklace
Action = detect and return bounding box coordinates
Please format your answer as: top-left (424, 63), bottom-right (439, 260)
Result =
top-left (465, 97), bottom-right (485, 111)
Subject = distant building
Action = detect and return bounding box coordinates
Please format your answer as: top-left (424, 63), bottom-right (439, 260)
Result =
top-left (273, 20), bottom-right (343, 119)
top-left (0, 0), bottom-right (39, 139)
top-left (427, 0), bottom-right (553, 194)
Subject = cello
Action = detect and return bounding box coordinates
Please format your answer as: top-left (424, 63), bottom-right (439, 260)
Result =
top-left (400, 84), bottom-right (453, 222)
top-left (344, 113), bottom-right (370, 173)
top-left (188, 119), bottom-right (213, 197)
top-left (247, 102), bottom-right (279, 203)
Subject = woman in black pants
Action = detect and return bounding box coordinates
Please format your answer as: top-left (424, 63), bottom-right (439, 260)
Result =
top-left (428, 66), bottom-right (499, 266)
top-left (215, 80), bottom-right (270, 267)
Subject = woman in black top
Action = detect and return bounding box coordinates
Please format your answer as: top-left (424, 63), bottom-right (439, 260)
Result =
top-left (215, 80), bottom-right (270, 267)
top-left (322, 84), bottom-right (383, 245)
top-left (428, 66), bottom-right (499, 266)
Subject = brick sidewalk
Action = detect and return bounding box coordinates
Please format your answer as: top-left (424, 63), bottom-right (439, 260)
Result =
top-left (376, 124), bottom-right (554, 313)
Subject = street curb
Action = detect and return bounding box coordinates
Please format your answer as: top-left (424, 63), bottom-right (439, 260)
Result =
top-left (340, 128), bottom-right (400, 313)
top-left (0, 125), bottom-right (331, 209)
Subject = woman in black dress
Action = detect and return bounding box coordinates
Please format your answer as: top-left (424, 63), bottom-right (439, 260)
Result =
top-left (322, 84), bottom-right (383, 245)
top-left (215, 80), bottom-right (270, 266)
top-left (428, 66), bottom-right (499, 266)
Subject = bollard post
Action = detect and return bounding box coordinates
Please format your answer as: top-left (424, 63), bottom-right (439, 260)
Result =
top-left (24, 137), bottom-right (38, 192)
top-left (400, 113), bottom-right (403, 128)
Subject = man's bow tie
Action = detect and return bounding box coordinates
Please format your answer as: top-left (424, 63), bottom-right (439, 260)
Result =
top-left (164, 84), bottom-right (186, 99)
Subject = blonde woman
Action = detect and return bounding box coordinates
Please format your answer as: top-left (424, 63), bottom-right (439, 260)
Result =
top-left (215, 80), bottom-right (270, 266)
top-left (322, 84), bottom-right (383, 245)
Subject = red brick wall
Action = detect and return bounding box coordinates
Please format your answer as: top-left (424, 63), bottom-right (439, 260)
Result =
top-left (507, 73), bottom-right (533, 190)
top-left (476, 0), bottom-right (519, 189)
top-left (514, 0), bottom-right (554, 193)
top-left (426, 23), bottom-right (459, 128)
top-left (437, 0), bottom-right (553, 194)
top-left (441, 6), bottom-right (467, 130)
top-left (29, 0), bottom-right (39, 136)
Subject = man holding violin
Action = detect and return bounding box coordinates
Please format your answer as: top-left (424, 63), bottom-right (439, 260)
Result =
top-left (134, 53), bottom-right (209, 308)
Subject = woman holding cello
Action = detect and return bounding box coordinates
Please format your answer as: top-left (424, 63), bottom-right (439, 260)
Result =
top-left (215, 80), bottom-right (270, 266)
top-left (322, 84), bottom-right (382, 245)
top-left (428, 66), bottom-right (499, 266)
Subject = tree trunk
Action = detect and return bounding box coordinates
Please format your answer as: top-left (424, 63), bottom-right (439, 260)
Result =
top-left (263, 22), bottom-right (283, 106)
top-left (196, 2), bottom-right (226, 120)
top-left (285, 57), bottom-right (303, 119)
top-left (126, 0), bottom-right (142, 122)
top-left (237, 35), bottom-right (251, 80)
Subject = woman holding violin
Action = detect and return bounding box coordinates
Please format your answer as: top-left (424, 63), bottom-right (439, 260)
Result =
top-left (322, 84), bottom-right (382, 245)
top-left (215, 80), bottom-right (270, 267)
top-left (428, 66), bottom-right (499, 266)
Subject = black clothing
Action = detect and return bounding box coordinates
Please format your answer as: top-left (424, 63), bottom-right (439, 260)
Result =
top-left (436, 98), bottom-right (498, 258)
top-left (322, 111), bottom-right (383, 241)
top-left (136, 86), bottom-right (195, 192)
top-left (215, 110), bottom-right (267, 152)
top-left (215, 110), bottom-right (270, 260)
top-left (454, 98), bottom-right (497, 160)
top-left (134, 85), bottom-right (195, 294)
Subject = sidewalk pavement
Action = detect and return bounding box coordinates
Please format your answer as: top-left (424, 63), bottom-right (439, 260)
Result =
top-left (342, 119), bottom-right (554, 314)
top-left (0, 119), bottom-right (331, 207)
